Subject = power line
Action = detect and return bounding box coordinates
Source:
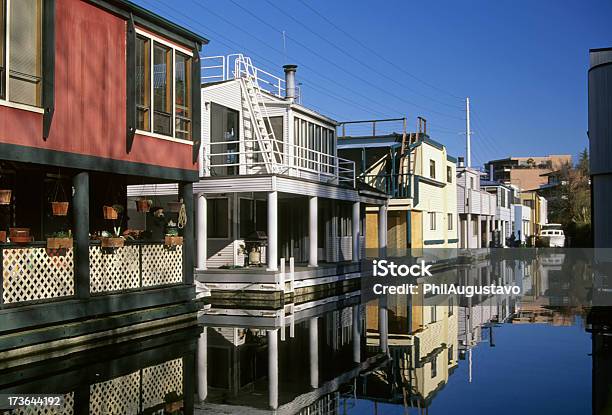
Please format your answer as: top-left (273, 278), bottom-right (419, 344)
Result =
top-left (296, 0), bottom-right (464, 101)
top-left (226, 0), bottom-right (465, 121)
top-left (262, 0), bottom-right (463, 111)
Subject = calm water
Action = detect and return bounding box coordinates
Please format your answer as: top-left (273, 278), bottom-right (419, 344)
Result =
top-left (1, 251), bottom-right (611, 415)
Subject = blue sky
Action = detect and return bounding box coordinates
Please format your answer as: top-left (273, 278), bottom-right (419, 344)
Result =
top-left (134, 0), bottom-right (611, 167)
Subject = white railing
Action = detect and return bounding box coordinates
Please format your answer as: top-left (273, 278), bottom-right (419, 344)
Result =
top-left (204, 139), bottom-right (355, 186)
top-left (201, 53), bottom-right (301, 103)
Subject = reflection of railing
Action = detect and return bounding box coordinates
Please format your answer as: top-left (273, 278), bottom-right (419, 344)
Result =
top-left (205, 139), bottom-right (355, 187)
top-left (362, 173), bottom-right (411, 198)
top-left (1, 241), bottom-right (183, 306)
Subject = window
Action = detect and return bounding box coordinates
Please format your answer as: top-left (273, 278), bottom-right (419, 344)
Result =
top-left (470, 177), bottom-right (474, 189)
top-left (431, 357), bottom-right (437, 378)
top-left (1, 0), bottom-right (43, 106)
top-left (500, 188), bottom-right (506, 208)
top-left (448, 296), bottom-right (454, 316)
top-left (136, 36), bottom-right (151, 130)
top-left (135, 30), bottom-right (193, 140)
top-left (429, 212), bottom-right (436, 230)
top-left (207, 198), bottom-right (229, 238)
top-left (264, 116), bottom-right (284, 163)
top-left (175, 52), bottom-right (192, 140)
top-left (153, 43), bottom-right (172, 136)
top-left (210, 103), bottom-right (239, 176)
top-left (447, 213), bottom-right (453, 230)
top-left (429, 159), bottom-right (436, 179)
top-left (239, 198), bottom-right (267, 238)
top-left (446, 166), bottom-right (452, 183)
top-left (293, 116), bottom-right (335, 173)
top-left (430, 305), bottom-right (437, 323)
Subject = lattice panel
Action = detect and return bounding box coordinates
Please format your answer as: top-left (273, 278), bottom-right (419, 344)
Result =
top-left (89, 246), bottom-right (140, 294)
top-left (89, 371), bottom-right (140, 415)
top-left (141, 358), bottom-right (183, 411)
top-left (10, 392), bottom-right (74, 415)
top-left (141, 245), bottom-right (182, 287)
top-left (2, 247), bottom-right (74, 304)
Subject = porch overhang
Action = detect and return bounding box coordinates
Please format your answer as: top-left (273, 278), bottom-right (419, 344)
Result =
top-left (128, 174), bottom-right (388, 205)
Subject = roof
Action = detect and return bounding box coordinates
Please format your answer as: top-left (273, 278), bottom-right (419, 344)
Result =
top-left (337, 136), bottom-right (401, 150)
top-left (97, 0), bottom-right (209, 46)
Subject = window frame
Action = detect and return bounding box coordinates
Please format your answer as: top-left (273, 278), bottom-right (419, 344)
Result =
top-left (447, 213), bottom-right (453, 230)
top-left (0, 0), bottom-right (45, 114)
top-left (429, 159), bottom-right (436, 179)
top-left (134, 27), bottom-right (194, 145)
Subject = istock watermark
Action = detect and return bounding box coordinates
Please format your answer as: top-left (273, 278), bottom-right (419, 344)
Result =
top-left (372, 259), bottom-right (432, 277)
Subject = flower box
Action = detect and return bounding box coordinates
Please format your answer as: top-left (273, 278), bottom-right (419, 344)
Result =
top-left (47, 237), bottom-right (73, 250)
top-left (164, 236), bottom-right (183, 246)
top-left (101, 237), bottom-right (124, 248)
top-left (9, 228), bottom-right (32, 244)
top-left (51, 201), bottom-right (69, 216)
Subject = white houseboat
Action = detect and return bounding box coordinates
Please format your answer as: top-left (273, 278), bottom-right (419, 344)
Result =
top-left (129, 55), bottom-right (388, 297)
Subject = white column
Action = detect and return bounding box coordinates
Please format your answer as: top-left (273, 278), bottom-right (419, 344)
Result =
top-left (308, 196), bottom-right (318, 267)
top-left (352, 305), bottom-right (361, 363)
top-left (197, 327), bottom-right (208, 401)
top-left (309, 318), bottom-right (319, 388)
top-left (378, 204), bottom-right (388, 257)
top-left (268, 329), bottom-right (279, 409)
top-left (196, 193), bottom-right (207, 270)
top-left (267, 191), bottom-right (278, 271)
top-left (352, 201), bottom-right (361, 262)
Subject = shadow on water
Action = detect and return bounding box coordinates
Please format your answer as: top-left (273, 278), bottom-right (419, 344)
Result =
top-left (1, 248), bottom-right (611, 414)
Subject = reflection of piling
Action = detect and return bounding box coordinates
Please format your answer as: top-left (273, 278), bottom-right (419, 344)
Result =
top-left (379, 297), bottom-right (389, 354)
top-left (309, 317), bottom-right (319, 388)
top-left (197, 327), bottom-right (208, 401)
top-left (353, 305), bottom-right (361, 363)
top-left (268, 329), bottom-right (279, 409)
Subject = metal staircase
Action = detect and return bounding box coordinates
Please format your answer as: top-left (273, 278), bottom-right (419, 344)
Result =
top-left (235, 56), bottom-right (283, 174)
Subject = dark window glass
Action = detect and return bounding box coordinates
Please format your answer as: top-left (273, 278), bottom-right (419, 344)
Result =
top-left (210, 103), bottom-right (239, 176)
top-left (153, 43), bottom-right (172, 136)
top-left (429, 160), bottom-right (436, 179)
top-left (207, 198), bottom-right (229, 238)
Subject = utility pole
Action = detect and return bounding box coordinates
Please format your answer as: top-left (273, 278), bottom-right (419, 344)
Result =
top-left (466, 97), bottom-right (471, 168)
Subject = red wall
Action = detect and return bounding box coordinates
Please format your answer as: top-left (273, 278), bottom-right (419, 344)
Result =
top-left (0, 0), bottom-right (196, 173)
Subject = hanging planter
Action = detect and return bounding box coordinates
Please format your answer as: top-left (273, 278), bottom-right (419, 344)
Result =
top-left (0, 189), bottom-right (11, 205)
top-left (135, 198), bottom-right (152, 213)
top-left (103, 205), bottom-right (119, 220)
top-left (51, 201), bottom-right (69, 216)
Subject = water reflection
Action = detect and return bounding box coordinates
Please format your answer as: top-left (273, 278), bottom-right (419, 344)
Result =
top-left (0, 250), bottom-right (610, 414)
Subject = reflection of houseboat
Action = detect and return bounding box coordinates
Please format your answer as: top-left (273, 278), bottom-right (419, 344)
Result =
top-left (538, 223), bottom-right (565, 247)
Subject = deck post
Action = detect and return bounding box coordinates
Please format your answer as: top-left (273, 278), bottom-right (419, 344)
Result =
top-left (308, 196), bottom-right (318, 267)
top-left (197, 327), bottom-right (208, 401)
top-left (378, 204), bottom-right (388, 257)
top-left (73, 171), bottom-right (90, 299)
top-left (309, 317), bottom-right (319, 388)
top-left (196, 193), bottom-right (207, 270)
top-left (268, 328), bottom-right (279, 409)
top-left (267, 191), bottom-right (278, 271)
top-left (477, 214), bottom-right (482, 248)
top-left (352, 201), bottom-right (360, 262)
top-left (180, 182), bottom-right (195, 284)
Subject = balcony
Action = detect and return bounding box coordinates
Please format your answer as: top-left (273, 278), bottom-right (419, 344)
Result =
top-left (362, 173), bottom-right (412, 198)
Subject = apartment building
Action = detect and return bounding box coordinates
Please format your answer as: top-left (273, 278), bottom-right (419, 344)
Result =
top-left (338, 120), bottom-right (458, 253)
top-left (520, 190), bottom-right (548, 238)
top-left (485, 155), bottom-right (572, 190)
top-left (481, 180), bottom-right (519, 246)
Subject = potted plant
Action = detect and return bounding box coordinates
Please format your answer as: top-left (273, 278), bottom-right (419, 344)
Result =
top-left (163, 391), bottom-right (183, 414)
top-left (0, 189), bottom-right (11, 205)
top-left (164, 225), bottom-right (183, 248)
top-left (46, 231), bottom-right (73, 256)
top-left (51, 201), bottom-right (69, 216)
top-left (135, 197), bottom-right (152, 213)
